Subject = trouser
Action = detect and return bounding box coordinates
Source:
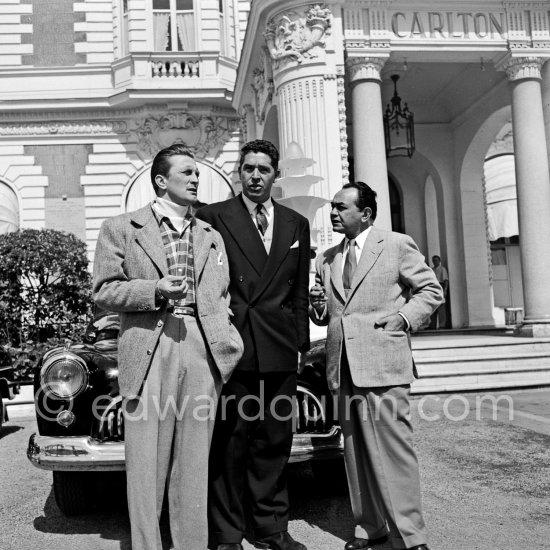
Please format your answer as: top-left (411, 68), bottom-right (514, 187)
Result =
top-left (124, 314), bottom-right (222, 550)
top-left (339, 353), bottom-right (428, 550)
top-left (429, 303), bottom-right (446, 329)
top-left (208, 371), bottom-right (297, 544)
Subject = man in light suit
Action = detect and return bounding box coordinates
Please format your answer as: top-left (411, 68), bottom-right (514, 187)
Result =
top-left (196, 140), bottom-right (310, 550)
top-left (310, 182), bottom-right (442, 550)
top-left (93, 144), bottom-right (244, 550)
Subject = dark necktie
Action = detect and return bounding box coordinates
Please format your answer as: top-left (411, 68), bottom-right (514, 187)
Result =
top-left (255, 204), bottom-right (268, 236)
top-left (343, 238), bottom-right (357, 296)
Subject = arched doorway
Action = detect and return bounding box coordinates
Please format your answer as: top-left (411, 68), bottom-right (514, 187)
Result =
top-left (388, 175), bottom-right (404, 233)
top-left (124, 160), bottom-right (235, 212)
top-left (0, 180), bottom-right (19, 234)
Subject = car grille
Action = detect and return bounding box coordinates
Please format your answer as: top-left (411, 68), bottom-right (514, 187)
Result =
top-left (95, 386), bottom-right (332, 442)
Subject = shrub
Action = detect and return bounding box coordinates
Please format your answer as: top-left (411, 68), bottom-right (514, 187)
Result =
top-left (0, 229), bottom-right (92, 370)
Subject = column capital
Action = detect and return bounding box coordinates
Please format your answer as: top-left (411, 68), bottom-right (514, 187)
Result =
top-left (345, 56), bottom-right (388, 83)
top-left (497, 55), bottom-right (544, 81)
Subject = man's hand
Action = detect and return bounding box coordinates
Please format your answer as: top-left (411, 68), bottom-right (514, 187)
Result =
top-left (157, 275), bottom-right (188, 300)
top-left (309, 283), bottom-right (327, 312)
top-left (297, 350), bottom-right (308, 374)
top-left (375, 313), bottom-right (405, 331)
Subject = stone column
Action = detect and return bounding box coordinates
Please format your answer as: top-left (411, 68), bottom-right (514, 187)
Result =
top-left (504, 57), bottom-right (550, 336)
top-left (263, 5), bottom-right (346, 251)
top-left (345, 56), bottom-right (391, 230)
top-left (542, 60), bottom-right (550, 170)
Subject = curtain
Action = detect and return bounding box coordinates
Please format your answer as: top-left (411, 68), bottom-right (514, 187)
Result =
top-left (176, 13), bottom-right (195, 51)
top-left (153, 13), bottom-right (170, 51)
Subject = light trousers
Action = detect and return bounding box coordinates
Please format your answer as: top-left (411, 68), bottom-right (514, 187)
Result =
top-left (124, 314), bottom-right (222, 550)
top-left (339, 353), bottom-right (428, 549)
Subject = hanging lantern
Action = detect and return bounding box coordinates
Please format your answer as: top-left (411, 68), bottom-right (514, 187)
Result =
top-left (383, 74), bottom-right (415, 158)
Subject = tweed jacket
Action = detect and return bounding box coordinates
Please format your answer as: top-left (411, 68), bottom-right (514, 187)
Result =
top-left (196, 195), bottom-right (310, 373)
top-left (92, 204), bottom-right (244, 398)
top-left (311, 226), bottom-right (443, 392)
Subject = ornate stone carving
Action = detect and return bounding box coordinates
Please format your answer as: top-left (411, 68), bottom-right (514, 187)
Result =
top-left (250, 55), bottom-right (274, 124)
top-left (336, 75), bottom-right (350, 184)
top-left (264, 4), bottom-right (332, 69)
top-left (500, 56), bottom-right (543, 80)
top-left (0, 120), bottom-right (127, 136)
top-left (131, 112), bottom-right (240, 158)
top-left (346, 56), bottom-right (387, 82)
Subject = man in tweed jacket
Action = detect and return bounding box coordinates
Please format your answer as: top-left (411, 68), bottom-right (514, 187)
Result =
top-left (310, 182), bottom-right (442, 550)
top-left (93, 144), bottom-right (243, 550)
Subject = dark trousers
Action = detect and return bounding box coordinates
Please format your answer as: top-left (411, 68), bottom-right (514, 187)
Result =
top-left (208, 370), bottom-right (297, 544)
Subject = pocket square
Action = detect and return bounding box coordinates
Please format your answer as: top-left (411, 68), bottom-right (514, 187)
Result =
top-left (289, 240), bottom-right (299, 249)
top-left (217, 252), bottom-right (224, 265)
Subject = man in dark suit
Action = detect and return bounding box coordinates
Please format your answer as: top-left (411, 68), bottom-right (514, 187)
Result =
top-left (196, 140), bottom-right (310, 550)
top-left (310, 182), bottom-right (442, 550)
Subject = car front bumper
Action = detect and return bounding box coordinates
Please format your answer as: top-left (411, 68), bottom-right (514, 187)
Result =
top-left (27, 427), bottom-right (343, 471)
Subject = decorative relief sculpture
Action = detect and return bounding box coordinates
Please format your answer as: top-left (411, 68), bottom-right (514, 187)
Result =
top-left (131, 112), bottom-right (240, 158)
top-left (346, 56), bottom-right (387, 82)
top-left (501, 56), bottom-right (543, 80)
top-left (264, 4), bottom-right (332, 69)
top-left (0, 120), bottom-right (127, 136)
top-left (250, 56), bottom-right (274, 124)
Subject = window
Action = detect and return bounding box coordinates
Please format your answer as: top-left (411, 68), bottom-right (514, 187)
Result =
top-left (153, 0), bottom-right (195, 52)
top-left (121, 0), bottom-right (129, 56)
top-left (219, 0), bottom-right (226, 55)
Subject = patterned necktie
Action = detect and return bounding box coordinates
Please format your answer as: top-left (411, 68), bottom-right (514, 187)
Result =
top-left (343, 238), bottom-right (357, 295)
top-left (255, 204), bottom-right (268, 236)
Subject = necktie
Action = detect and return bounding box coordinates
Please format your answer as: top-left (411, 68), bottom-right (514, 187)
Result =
top-left (255, 204), bottom-right (268, 236)
top-left (343, 238), bottom-right (357, 295)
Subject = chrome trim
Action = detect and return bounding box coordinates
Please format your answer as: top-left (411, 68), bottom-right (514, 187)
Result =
top-left (288, 426), bottom-right (344, 463)
top-left (27, 433), bottom-right (125, 471)
top-left (27, 427), bottom-right (343, 471)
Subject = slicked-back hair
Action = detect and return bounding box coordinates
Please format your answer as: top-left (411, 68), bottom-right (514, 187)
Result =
top-left (342, 181), bottom-right (378, 220)
top-left (238, 139), bottom-right (279, 173)
top-left (150, 143), bottom-right (195, 194)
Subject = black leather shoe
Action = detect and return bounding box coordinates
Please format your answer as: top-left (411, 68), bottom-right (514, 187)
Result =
top-left (217, 544), bottom-right (243, 550)
top-left (344, 535), bottom-right (388, 549)
top-left (344, 538), bottom-right (372, 550)
top-left (407, 546), bottom-right (429, 550)
top-left (255, 531), bottom-right (307, 550)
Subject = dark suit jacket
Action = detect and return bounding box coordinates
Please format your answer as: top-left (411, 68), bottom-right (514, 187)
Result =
top-left (196, 195), bottom-right (310, 373)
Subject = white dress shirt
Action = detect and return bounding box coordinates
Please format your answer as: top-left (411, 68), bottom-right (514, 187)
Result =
top-left (315, 224), bottom-right (410, 329)
top-left (242, 193), bottom-right (274, 253)
top-left (342, 226), bottom-right (372, 275)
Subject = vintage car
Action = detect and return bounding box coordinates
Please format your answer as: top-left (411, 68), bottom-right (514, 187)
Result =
top-left (27, 311), bottom-right (344, 515)
top-left (0, 346), bottom-right (19, 431)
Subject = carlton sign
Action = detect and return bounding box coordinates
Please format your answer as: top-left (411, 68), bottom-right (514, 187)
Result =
top-left (390, 11), bottom-right (507, 40)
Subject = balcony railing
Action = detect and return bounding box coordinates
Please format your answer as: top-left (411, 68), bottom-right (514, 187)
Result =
top-left (111, 52), bottom-right (238, 91)
top-left (151, 58), bottom-right (200, 78)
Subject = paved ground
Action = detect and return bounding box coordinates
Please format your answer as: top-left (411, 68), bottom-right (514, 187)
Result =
top-left (1, 388), bottom-right (549, 550)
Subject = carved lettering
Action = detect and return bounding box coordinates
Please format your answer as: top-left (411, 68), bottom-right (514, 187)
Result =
top-left (411, 12), bottom-right (424, 36)
top-left (390, 11), bottom-right (506, 39)
top-left (391, 12), bottom-right (407, 38)
top-left (428, 12), bottom-right (445, 37)
top-left (489, 13), bottom-right (504, 36)
top-left (457, 13), bottom-right (473, 35)
top-left (474, 13), bottom-right (488, 38)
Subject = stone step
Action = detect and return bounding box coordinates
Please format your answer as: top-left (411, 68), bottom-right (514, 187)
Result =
top-left (411, 336), bottom-right (550, 394)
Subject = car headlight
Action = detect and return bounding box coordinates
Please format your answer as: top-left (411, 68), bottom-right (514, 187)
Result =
top-left (40, 351), bottom-right (89, 399)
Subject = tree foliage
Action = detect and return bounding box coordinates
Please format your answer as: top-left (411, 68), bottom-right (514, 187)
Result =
top-left (0, 229), bottom-right (92, 345)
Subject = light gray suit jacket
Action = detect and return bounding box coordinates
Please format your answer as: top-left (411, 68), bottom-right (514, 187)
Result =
top-left (93, 205), bottom-right (244, 398)
top-left (311, 226), bottom-right (443, 392)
